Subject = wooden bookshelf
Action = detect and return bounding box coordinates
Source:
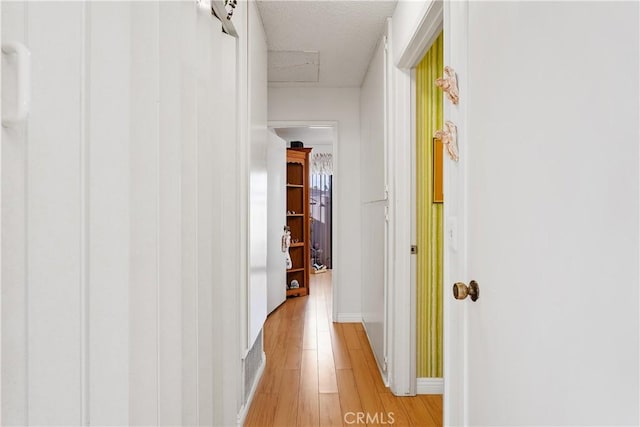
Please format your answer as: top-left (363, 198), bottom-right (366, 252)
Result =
top-left (286, 148), bottom-right (312, 297)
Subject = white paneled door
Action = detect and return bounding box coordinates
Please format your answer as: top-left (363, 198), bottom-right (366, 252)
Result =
top-left (360, 33), bottom-right (388, 381)
top-left (444, 1), bottom-right (639, 426)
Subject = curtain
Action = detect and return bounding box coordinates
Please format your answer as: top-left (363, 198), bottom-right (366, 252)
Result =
top-left (311, 152), bottom-right (333, 175)
top-left (310, 153), bottom-right (333, 268)
top-left (416, 32), bottom-right (444, 378)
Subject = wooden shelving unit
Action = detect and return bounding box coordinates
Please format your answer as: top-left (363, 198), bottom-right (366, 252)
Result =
top-left (286, 148), bottom-right (312, 297)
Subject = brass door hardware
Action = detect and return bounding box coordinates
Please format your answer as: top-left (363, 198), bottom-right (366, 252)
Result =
top-left (453, 280), bottom-right (479, 301)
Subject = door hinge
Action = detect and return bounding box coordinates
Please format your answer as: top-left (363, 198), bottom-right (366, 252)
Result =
top-left (384, 205), bottom-right (390, 222)
top-left (383, 356), bottom-right (388, 372)
top-left (384, 184), bottom-right (389, 200)
top-left (411, 245), bottom-right (418, 254)
top-left (383, 36), bottom-right (388, 52)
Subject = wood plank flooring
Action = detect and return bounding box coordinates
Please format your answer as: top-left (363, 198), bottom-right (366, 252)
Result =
top-left (244, 271), bottom-right (442, 426)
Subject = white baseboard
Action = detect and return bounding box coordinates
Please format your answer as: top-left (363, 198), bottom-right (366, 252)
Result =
top-left (416, 377), bottom-right (443, 394)
top-left (237, 351), bottom-right (266, 426)
top-left (336, 313), bottom-right (362, 323)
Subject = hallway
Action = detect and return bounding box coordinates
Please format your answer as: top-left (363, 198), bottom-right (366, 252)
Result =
top-left (244, 272), bottom-right (442, 426)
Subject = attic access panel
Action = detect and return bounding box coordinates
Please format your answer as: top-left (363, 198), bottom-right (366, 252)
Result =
top-left (268, 51), bottom-right (320, 83)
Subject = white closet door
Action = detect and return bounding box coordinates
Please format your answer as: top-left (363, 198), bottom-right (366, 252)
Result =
top-left (360, 34), bottom-right (388, 380)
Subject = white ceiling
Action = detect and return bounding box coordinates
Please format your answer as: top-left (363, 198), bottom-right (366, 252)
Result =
top-left (273, 126), bottom-right (334, 146)
top-left (257, 0), bottom-right (397, 87)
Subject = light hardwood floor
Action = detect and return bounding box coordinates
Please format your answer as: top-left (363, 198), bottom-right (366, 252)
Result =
top-left (244, 271), bottom-right (442, 426)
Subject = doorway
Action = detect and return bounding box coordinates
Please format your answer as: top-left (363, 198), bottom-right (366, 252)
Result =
top-left (268, 122), bottom-right (338, 320)
top-left (413, 31), bottom-right (445, 393)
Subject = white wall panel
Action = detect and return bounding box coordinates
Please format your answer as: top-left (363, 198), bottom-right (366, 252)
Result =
top-left (87, 3), bottom-right (131, 424)
top-left (177, 2), bottom-right (199, 425)
top-left (1, 1), bottom-right (252, 425)
top-left (195, 6), bottom-right (215, 424)
top-left (27, 3), bottom-right (84, 424)
top-left (212, 26), bottom-right (242, 425)
top-left (129, 3), bottom-right (160, 424)
top-left (158, 2), bottom-right (184, 424)
top-left (1, 2), bottom-right (28, 424)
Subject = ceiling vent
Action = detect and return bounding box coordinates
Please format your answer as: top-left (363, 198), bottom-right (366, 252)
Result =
top-left (268, 51), bottom-right (319, 83)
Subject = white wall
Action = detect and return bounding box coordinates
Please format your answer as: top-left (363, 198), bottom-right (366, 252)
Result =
top-left (305, 143), bottom-right (333, 156)
top-left (360, 35), bottom-right (388, 377)
top-left (269, 87), bottom-right (362, 319)
top-left (1, 1), bottom-right (261, 425)
top-left (247, 0), bottom-right (268, 351)
top-left (360, 38), bottom-right (386, 202)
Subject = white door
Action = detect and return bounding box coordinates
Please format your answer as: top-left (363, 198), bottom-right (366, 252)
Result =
top-left (266, 131), bottom-right (286, 314)
top-left (361, 34), bottom-right (388, 377)
top-left (444, 1), bottom-right (639, 425)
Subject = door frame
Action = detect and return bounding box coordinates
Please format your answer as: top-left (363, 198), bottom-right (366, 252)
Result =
top-left (388, 0), bottom-right (470, 417)
top-left (0, 6), bottom-right (3, 421)
top-left (391, 0), bottom-right (467, 422)
top-left (440, 2), bottom-right (468, 424)
top-left (267, 120), bottom-right (339, 321)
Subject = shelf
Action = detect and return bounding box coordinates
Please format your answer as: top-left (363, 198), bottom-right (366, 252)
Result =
top-left (286, 148), bottom-right (311, 297)
top-left (287, 287), bottom-right (308, 297)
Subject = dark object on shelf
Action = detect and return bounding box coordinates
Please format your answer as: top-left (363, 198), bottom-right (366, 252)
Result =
top-left (290, 140), bottom-right (304, 148)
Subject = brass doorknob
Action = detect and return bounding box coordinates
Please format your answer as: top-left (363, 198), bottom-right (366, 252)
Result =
top-left (453, 280), bottom-right (479, 301)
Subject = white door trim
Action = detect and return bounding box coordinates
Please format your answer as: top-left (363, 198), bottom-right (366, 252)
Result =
top-left (0, 5), bottom-right (3, 421)
top-left (396, 0), bottom-right (444, 70)
top-left (386, 33), bottom-right (414, 395)
top-left (267, 120), bottom-right (339, 322)
top-left (442, 2), bottom-right (469, 425)
top-left (386, 0), bottom-right (443, 399)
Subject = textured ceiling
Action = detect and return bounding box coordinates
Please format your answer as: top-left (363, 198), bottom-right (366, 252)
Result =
top-left (257, 0), bottom-right (397, 87)
top-left (274, 126), bottom-right (334, 145)
top-left (268, 51), bottom-right (320, 82)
